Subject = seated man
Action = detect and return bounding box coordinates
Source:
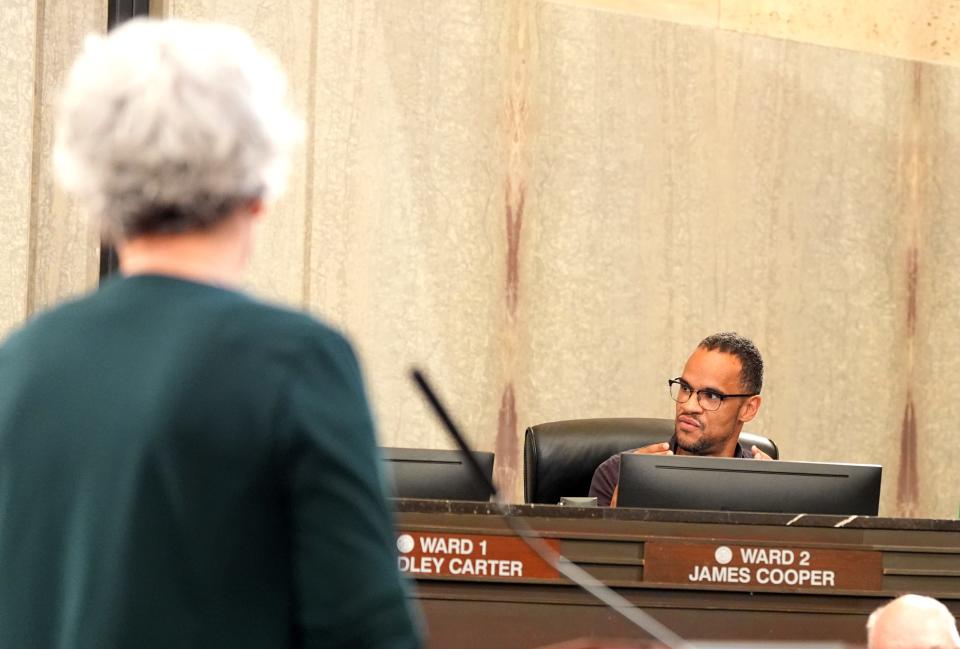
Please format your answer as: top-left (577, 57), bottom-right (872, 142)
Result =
top-left (589, 332), bottom-right (770, 506)
top-left (867, 594), bottom-right (960, 649)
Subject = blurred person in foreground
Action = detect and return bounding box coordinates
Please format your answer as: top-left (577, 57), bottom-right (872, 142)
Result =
top-left (0, 19), bottom-right (420, 649)
top-left (867, 594), bottom-right (960, 649)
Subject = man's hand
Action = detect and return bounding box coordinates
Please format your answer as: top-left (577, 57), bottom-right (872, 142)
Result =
top-left (629, 442), bottom-right (673, 456)
top-left (751, 445), bottom-right (772, 460)
top-left (610, 443), bottom-right (673, 506)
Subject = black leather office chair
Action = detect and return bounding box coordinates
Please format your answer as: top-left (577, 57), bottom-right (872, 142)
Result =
top-left (523, 417), bottom-right (779, 504)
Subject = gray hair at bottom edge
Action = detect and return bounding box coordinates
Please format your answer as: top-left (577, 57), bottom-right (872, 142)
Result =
top-left (53, 18), bottom-right (303, 242)
top-left (865, 594), bottom-right (960, 648)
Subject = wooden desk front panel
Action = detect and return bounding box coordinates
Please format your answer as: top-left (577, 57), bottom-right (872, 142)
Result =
top-left (394, 501), bottom-right (960, 648)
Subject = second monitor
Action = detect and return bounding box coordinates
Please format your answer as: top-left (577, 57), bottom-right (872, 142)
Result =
top-left (617, 454), bottom-right (881, 515)
top-left (380, 447), bottom-right (495, 502)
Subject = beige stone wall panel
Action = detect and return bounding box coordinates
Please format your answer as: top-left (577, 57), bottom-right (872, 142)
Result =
top-left (524, 10), bottom-right (713, 426)
top-left (549, 0), bottom-right (960, 67)
top-left (719, 0), bottom-right (960, 67)
top-left (0, 1), bottom-right (38, 337)
top-left (550, 0), bottom-right (719, 30)
top-left (165, 0), bottom-right (315, 308)
top-left (914, 63), bottom-right (960, 521)
top-left (159, 0), bottom-right (960, 516)
top-left (28, 0), bottom-right (104, 315)
top-left (707, 32), bottom-right (911, 470)
top-left (307, 2), bottom-right (511, 465)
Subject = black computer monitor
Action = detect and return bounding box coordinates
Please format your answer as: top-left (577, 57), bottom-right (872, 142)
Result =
top-left (379, 447), bottom-right (495, 501)
top-left (617, 454), bottom-right (881, 515)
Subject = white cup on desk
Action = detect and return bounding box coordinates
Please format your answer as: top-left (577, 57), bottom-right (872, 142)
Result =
top-left (560, 496), bottom-right (598, 507)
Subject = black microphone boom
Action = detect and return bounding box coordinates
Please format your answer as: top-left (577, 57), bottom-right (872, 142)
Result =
top-left (410, 369), bottom-right (498, 499)
top-left (409, 367), bottom-right (696, 649)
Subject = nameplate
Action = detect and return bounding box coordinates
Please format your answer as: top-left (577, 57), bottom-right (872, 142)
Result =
top-left (644, 541), bottom-right (882, 592)
top-left (396, 531), bottom-right (560, 580)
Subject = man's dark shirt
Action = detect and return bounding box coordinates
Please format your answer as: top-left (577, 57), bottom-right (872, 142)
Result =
top-left (588, 435), bottom-right (754, 506)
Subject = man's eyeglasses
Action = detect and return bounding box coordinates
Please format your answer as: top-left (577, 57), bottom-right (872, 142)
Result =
top-left (667, 378), bottom-right (757, 412)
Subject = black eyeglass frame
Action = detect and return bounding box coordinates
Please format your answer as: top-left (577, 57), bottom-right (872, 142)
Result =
top-left (667, 378), bottom-right (758, 411)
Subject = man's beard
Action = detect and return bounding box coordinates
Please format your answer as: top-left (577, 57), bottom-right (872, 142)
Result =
top-left (675, 435), bottom-right (710, 455)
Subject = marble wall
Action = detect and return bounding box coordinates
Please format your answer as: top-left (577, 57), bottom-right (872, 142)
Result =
top-left (556, 0), bottom-right (960, 66)
top-left (0, 0), bottom-right (104, 338)
top-left (7, 0), bottom-right (960, 517)
top-left (155, 0), bottom-right (960, 517)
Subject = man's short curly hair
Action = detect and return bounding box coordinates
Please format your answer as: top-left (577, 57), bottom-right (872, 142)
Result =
top-left (698, 332), bottom-right (763, 394)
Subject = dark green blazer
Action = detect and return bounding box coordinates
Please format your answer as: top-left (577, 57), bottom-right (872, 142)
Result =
top-left (0, 275), bottom-right (421, 649)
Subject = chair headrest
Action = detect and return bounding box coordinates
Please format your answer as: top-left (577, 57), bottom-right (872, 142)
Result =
top-left (523, 417), bottom-right (778, 504)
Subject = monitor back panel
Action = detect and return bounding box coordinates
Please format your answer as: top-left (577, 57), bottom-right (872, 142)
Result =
top-left (617, 454), bottom-right (881, 515)
top-left (380, 447), bottom-right (494, 502)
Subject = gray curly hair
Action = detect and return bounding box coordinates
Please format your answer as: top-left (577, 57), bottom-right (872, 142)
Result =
top-left (54, 19), bottom-right (302, 241)
top-left (698, 332), bottom-right (764, 394)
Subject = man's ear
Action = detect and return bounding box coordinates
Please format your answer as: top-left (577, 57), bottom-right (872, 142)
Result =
top-left (738, 394), bottom-right (761, 423)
